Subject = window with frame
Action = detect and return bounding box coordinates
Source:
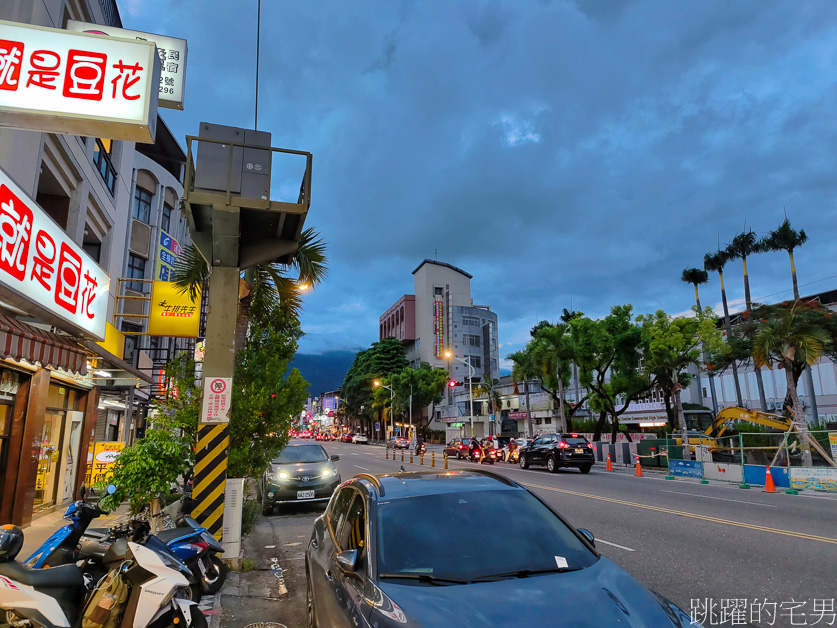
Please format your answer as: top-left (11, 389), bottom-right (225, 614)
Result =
top-left (133, 187), bottom-right (152, 223)
top-left (462, 316), bottom-right (480, 326)
top-left (161, 203), bottom-right (172, 233)
top-left (126, 254), bottom-right (146, 292)
top-left (328, 488), bottom-right (356, 541)
top-left (339, 494), bottom-right (367, 557)
top-left (463, 334), bottom-right (481, 347)
top-left (93, 139), bottom-right (117, 194)
top-left (469, 355), bottom-right (481, 369)
top-left (434, 287), bottom-right (443, 296)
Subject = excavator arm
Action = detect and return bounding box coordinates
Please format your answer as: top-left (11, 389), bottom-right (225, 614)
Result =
top-left (705, 407), bottom-right (793, 438)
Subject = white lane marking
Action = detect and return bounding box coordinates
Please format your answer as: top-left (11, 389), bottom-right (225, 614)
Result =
top-left (350, 453), bottom-right (360, 456)
top-left (596, 539), bottom-right (636, 552)
top-left (659, 489), bottom-right (777, 508)
top-left (354, 465), bottom-right (369, 470)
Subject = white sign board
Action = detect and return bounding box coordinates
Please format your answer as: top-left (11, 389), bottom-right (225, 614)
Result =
top-left (0, 165), bottom-right (109, 339)
top-left (201, 377), bottom-right (232, 424)
top-left (0, 20), bottom-right (159, 143)
top-left (222, 478), bottom-right (244, 555)
top-left (67, 21), bottom-right (186, 111)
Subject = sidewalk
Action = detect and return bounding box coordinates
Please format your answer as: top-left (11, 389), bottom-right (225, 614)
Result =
top-left (20, 503), bottom-right (131, 559)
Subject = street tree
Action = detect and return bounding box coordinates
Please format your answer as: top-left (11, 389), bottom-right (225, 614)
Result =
top-left (751, 301), bottom-right (834, 467)
top-left (387, 363), bottom-right (449, 435)
top-left (704, 248), bottom-right (744, 407)
top-left (726, 229), bottom-right (768, 411)
top-left (570, 305), bottom-right (653, 441)
top-left (341, 338), bottom-right (409, 439)
top-left (637, 308), bottom-right (726, 458)
top-left (508, 348), bottom-right (538, 438)
top-left (531, 323), bottom-right (575, 431)
top-left (681, 267), bottom-right (719, 414)
top-left (228, 311), bottom-right (310, 478)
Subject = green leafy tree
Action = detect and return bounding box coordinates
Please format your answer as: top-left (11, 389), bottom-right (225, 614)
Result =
top-left (388, 363), bottom-right (449, 435)
top-left (98, 355), bottom-right (199, 513)
top-left (530, 323), bottom-right (577, 431)
top-left (570, 305), bottom-right (653, 441)
top-left (228, 311), bottom-right (310, 477)
top-left (752, 301), bottom-right (834, 467)
top-left (637, 308), bottom-right (726, 458)
top-left (680, 267), bottom-right (719, 415)
top-left (342, 338), bottom-right (409, 439)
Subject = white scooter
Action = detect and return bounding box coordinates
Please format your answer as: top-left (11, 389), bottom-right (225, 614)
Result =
top-left (0, 525), bottom-right (205, 628)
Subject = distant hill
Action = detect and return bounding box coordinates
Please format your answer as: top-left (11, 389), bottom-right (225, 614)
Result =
top-left (288, 351), bottom-right (357, 396)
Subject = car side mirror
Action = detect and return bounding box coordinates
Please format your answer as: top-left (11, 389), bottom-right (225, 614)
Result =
top-left (578, 528), bottom-right (595, 547)
top-left (331, 455), bottom-right (340, 461)
top-left (336, 549), bottom-right (358, 573)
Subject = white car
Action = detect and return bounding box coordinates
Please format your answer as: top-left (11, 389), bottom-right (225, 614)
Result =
top-left (352, 433), bottom-right (369, 444)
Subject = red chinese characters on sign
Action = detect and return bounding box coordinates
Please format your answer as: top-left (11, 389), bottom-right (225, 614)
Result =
top-left (30, 230), bottom-right (56, 291)
top-left (26, 50), bottom-right (61, 90)
top-left (55, 242), bottom-right (82, 314)
top-left (0, 185), bottom-right (33, 282)
top-left (0, 40), bottom-right (24, 91)
top-left (62, 49), bottom-right (107, 101)
top-left (110, 61), bottom-right (143, 100)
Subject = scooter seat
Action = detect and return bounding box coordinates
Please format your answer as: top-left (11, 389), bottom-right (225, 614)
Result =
top-left (0, 560), bottom-right (83, 589)
top-left (156, 527), bottom-right (198, 544)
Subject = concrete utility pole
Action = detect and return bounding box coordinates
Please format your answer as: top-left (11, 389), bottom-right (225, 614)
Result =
top-left (182, 124), bottom-right (312, 544)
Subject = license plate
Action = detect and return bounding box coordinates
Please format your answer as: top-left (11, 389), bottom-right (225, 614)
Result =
top-left (297, 490), bottom-right (315, 499)
top-left (575, 448), bottom-right (585, 453)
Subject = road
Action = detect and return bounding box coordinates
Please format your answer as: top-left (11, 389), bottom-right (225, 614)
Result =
top-left (230, 440), bottom-right (837, 628)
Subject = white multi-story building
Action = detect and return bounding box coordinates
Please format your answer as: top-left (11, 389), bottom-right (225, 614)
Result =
top-left (379, 259), bottom-right (500, 436)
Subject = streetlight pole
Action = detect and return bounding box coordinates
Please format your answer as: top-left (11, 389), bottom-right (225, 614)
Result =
top-left (374, 381), bottom-right (395, 441)
top-left (445, 352), bottom-right (475, 438)
top-left (408, 383), bottom-right (413, 443)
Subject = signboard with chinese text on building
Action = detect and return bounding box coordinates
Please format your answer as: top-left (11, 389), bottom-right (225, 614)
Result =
top-left (155, 229), bottom-right (181, 281)
top-left (67, 21), bottom-right (187, 111)
top-left (85, 441), bottom-right (124, 486)
top-left (0, 165), bottom-right (109, 339)
top-left (0, 20), bottom-right (160, 143)
top-left (434, 296), bottom-right (444, 358)
top-left (148, 280), bottom-right (201, 337)
top-left (201, 377), bottom-right (232, 424)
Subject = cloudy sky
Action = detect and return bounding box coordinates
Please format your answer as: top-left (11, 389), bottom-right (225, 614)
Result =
top-left (127, 0), bottom-right (837, 363)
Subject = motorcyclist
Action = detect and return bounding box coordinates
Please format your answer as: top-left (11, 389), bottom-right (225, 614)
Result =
top-left (507, 438), bottom-right (519, 463)
top-left (416, 435), bottom-right (425, 455)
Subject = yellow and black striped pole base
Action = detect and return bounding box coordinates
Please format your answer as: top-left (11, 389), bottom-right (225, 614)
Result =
top-left (192, 424), bottom-right (230, 540)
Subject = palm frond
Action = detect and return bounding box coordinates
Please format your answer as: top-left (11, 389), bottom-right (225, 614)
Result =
top-left (172, 244), bottom-right (209, 301)
top-left (292, 228), bottom-right (328, 286)
top-left (703, 250), bottom-right (729, 274)
top-left (681, 267), bottom-right (709, 286)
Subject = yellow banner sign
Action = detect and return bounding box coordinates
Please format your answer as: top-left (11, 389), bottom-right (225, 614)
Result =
top-left (85, 441), bottom-right (125, 487)
top-left (148, 281), bottom-right (201, 337)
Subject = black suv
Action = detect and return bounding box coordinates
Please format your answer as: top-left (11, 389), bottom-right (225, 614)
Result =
top-left (518, 433), bottom-right (594, 473)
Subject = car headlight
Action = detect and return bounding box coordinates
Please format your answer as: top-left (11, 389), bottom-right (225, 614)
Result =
top-left (322, 469), bottom-right (332, 478)
top-left (277, 471), bottom-right (289, 479)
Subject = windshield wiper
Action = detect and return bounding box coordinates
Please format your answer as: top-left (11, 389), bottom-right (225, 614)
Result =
top-left (471, 567), bottom-right (581, 582)
top-left (379, 573), bottom-right (471, 585)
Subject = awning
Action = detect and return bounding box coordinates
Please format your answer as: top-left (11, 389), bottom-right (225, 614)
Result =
top-left (0, 315), bottom-right (88, 375)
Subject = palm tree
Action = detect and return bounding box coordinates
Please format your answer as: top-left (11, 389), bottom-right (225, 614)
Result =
top-left (760, 217), bottom-right (819, 422)
top-left (725, 229), bottom-right (768, 412)
top-left (531, 324), bottom-right (573, 431)
top-left (173, 227), bottom-right (328, 353)
top-left (752, 303), bottom-right (834, 467)
top-left (508, 349), bottom-right (537, 438)
top-left (681, 267), bottom-right (719, 414)
top-left (704, 250), bottom-right (744, 407)
top-left (760, 218), bottom-right (808, 300)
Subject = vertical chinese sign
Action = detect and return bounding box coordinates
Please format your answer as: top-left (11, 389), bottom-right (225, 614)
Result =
top-left (156, 230), bottom-right (181, 281)
top-left (0, 20), bottom-right (160, 143)
top-left (434, 296), bottom-right (444, 358)
top-left (201, 377), bottom-right (232, 424)
top-left (0, 165), bottom-right (109, 339)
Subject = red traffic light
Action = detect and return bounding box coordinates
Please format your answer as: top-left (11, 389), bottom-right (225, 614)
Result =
top-left (448, 380), bottom-right (457, 387)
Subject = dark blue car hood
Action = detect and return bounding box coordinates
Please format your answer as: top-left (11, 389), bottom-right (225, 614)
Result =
top-left (370, 557), bottom-right (691, 627)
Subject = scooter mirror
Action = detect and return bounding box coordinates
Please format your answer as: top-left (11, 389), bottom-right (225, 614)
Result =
top-left (106, 484), bottom-right (117, 495)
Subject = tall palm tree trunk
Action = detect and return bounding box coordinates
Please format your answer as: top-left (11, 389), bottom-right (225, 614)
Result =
top-left (783, 365), bottom-right (813, 467)
top-left (524, 381), bottom-right (533, 438)
top-left (788, 250), bottom-right (821, 424)
top-left (719, 271), bottom-right (744, 407)
top-left (694, 290), bottom-right (719, 415)
top-left (556, 368), bottom-right (567, 432)
top-left (743, 258), bottom-right (769, 412)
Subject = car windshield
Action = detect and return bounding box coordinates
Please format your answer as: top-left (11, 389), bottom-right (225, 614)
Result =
top-left (563, 437), bottom-right (589, 446)
top-left (376, 489), bottom-right (596, 582)
top-left (272, 445), bottom-right (328, 464)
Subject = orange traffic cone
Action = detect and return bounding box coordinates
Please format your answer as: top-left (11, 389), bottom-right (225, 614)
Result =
top-left (634, 459), bottom-right (643, 477)
top-left (606, 454), bottom-right (613, 472)
top-left (764, 465), bottom-right (776, 493)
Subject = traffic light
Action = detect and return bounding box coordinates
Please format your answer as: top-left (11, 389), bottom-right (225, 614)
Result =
top-left (448, 380), bottom-right (464, 388)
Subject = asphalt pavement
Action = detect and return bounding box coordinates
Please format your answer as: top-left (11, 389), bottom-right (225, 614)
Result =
top-left (227, 440), bottom-right (837, 628)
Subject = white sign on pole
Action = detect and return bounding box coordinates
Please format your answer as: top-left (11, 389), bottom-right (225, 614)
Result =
top-left (67, 21), bottom-right (187, 111)
top-left (0, 20), bottom-right (160, 142)
top-left (202, 377), bottom-right (232, 423)
top-left (0, 164), bottom-right (110, 339)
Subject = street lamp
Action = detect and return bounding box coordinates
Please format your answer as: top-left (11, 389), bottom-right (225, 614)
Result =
top-left (445, 351), bottom-right (475, 438)
top-left (373, 380), bottom-right (394, 440)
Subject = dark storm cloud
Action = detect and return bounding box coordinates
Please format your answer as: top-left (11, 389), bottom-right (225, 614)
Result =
top-left (129, 1), bottom-right (837, 356)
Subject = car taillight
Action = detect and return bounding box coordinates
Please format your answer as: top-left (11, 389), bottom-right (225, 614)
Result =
top-left (571, 433), bottom-right (578, 438)
top-left (559, 442), bottom-right (569, 448)
top-left (587, 443), bottom-right (593, 449)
